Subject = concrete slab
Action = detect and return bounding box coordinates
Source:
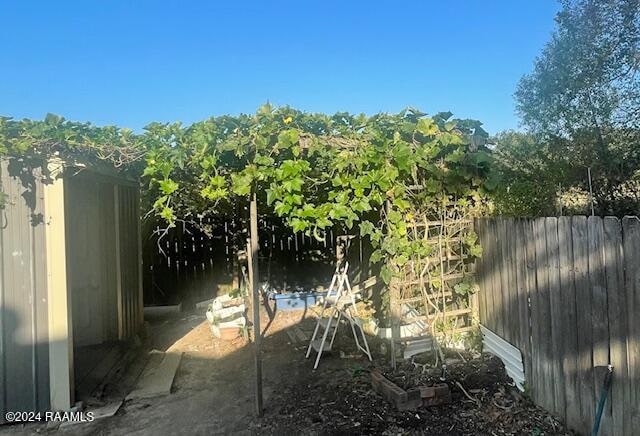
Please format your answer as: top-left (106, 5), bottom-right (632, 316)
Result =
top-left (126, 351), bottom-right (183, 400)
top-left (59, 400), bottom-right (123, 428)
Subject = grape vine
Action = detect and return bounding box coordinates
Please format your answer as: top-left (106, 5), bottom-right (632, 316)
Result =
top-left (0, 105), bottom-right (495, 286)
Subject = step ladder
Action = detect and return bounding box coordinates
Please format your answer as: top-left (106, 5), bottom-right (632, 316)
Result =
top-left (306, 261), bottom-right (372, 369)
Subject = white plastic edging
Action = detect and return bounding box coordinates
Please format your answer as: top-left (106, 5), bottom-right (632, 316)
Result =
top-left (480, 325), bottom-right (525, 391)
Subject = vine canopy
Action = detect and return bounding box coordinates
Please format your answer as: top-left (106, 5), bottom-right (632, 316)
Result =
top-left (0, 105), bottom-right (496, 283)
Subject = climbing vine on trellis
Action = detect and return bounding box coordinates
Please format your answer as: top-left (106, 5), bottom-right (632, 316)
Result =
top-left (0, 105), bottom-right (496, 292)
top-left (139, 104), bottom-right (495, 287)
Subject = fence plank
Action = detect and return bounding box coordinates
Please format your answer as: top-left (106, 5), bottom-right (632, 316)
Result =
top-left (476, 219), bottom-right (488, 327)
top-left (486, 218), bottom-right (499, 333)
top-left (529, 218), bottom-right (543, 405)
top-left (545, 217), bottom-right (566, 420)
top-left (523, 219), bottom-right (539, 393)
top-left (514, 219), bottom-right (531, 382)
top-left (588, 216), bottom-right (611, 435)
top-left (622, 217), bottom-right (640, 431)
top-left (558, 216), bottom-right (580, 430)
top-left (490, 219), bottom-right (504, 337)
top-left (533, 217), bottom-right (554, 411)
top-left (498, 218), bottom-right (513, 343)
top-left (572, 216), bottom-right (594, 435)
top-left (603, 217), bottom-right (626, 436)
top-left (506, 218), bottom-right (520, 349)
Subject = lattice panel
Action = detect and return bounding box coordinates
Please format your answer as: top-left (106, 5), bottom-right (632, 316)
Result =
top-left (393, 212), bottom-right (476, 340)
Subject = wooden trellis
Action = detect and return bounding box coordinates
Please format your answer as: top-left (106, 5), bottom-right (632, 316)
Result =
top-left (389, 207), bottom-right (477, 361)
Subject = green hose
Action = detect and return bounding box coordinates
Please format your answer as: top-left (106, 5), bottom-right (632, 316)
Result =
top-left (591, 364), bottom-right (613, 436)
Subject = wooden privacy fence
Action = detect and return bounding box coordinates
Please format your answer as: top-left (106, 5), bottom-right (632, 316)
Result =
top-left (476, 216), bottom-right (639, 436)
top-left (143, 216), bottom-right (373, 306)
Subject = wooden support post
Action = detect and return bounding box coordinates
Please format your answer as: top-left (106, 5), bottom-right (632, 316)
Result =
top-left (44, 160), bottom-right (74, 411)
top-left (249, 193), bottom-right (263, 416)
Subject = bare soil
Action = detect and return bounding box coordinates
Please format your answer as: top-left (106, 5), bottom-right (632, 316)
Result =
top-left (2, 304), bottom-right (572, 435)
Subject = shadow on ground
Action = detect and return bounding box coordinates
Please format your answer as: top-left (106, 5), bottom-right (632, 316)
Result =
top-left (2, 302), bottom-right (572, 436)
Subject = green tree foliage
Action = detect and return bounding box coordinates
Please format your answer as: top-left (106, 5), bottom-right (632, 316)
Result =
top-left (504, 0), bottom-right (640, 216)
top-left (492, 131), bottom-right (565, 216)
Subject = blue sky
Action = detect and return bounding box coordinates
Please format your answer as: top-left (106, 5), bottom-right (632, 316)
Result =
top-left (0, 1), bottom-right (559, 134)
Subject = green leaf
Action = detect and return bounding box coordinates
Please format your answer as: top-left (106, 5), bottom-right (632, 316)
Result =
top-left (290, 217), bottom-right (308, 233)
top-left (416, 118), bottom-right (439, 136)
top-left (142, 165), bottom-right (156, 177)
top-left (469, 244), bottom-right (483, 258)
top-left (266, 188), bottom-right (277, 206)
top-left (282, 177), bottom-right (303, 192)
top-left (277, 129), bottom-right (300, 149)
top-left (231, 172), bottom-right (253, 196)
top-left (160, 206), bottom-right (175, 223)
top-left (369, 249), bottom-right (382, 264)
top-left (255, 154), bottom-right (275, 167)
top-left (159, 179), bottom-right (178, 195)
top-left (274, 201), bottom-right (292, 216)
top-left (359, 221), bottom-right (375, 237)
top-left (380, 265), bottom-right (393, 284)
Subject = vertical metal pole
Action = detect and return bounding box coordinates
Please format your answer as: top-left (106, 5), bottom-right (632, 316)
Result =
top-left (250, 193), bottom-right (263, 416)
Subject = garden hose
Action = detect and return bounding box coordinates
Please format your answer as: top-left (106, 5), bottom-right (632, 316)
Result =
top-left (591, 364), bottom-right (613, 436)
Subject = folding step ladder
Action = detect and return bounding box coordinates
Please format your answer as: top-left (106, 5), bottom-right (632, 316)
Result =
top-left (306, 260), bottom-right (372, 369)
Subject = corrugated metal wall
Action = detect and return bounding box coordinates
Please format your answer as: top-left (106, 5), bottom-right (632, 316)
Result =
top-left (65, 173), bottom-right (119, 347)
top-left (116, 184), bottom-right (144, 340)
top-left (0, 160), bottom-right (50, 421)
top-left (65, 173), bottom-right (143, 345)
top-left (1, 161), bottom-right (142, 422)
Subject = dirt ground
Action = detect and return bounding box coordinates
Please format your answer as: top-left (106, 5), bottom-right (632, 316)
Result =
top-left (2, 303), bottom-right (572, 436)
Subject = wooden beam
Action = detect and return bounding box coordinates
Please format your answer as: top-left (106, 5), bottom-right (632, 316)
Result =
top-left (44, 160), bottom-right (74, 411)
top-left (249, 193), bottom-right (263, 416)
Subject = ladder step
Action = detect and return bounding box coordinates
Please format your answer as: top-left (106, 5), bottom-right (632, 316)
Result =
top-left (347, 315), bottom-right (364, 328)
top-left (318, 318), bottom-right (337, 330)
top-left (311, 339), bottom-right (332, 352)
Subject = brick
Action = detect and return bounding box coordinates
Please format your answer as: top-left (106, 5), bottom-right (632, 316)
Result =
top-left (407, 388), bottom-right (421, 402)
top-left (371, 370), bottom-right (421, 411)
top-left (421, 383), bottom-right (451, 406)
top-left (371, 370), bottom-right (406, 404)
top-left (399, 388), bottom-right (423, 411)
top-left (419, 386), bottom-right (436, 399)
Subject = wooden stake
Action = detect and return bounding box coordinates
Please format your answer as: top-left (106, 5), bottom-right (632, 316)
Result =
top-left (249, 193), bottom-right (263, 416)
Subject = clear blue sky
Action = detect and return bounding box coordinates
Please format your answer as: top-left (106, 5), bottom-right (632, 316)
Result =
top-left (0, 1), bottom-right (559, 134)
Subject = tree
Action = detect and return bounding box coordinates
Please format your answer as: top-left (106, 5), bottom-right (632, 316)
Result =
top-left (492, 131), bottom-right (566, 216)
top-left (514, 0), bottom-right (640, 216)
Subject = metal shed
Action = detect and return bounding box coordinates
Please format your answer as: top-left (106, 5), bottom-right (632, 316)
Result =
top-left (0, 158), bottom-right (143, 421)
